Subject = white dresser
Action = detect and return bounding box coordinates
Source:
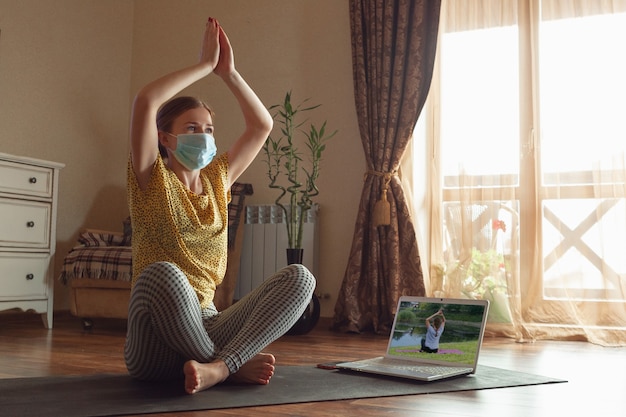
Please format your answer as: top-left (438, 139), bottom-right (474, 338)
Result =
top-left (0, 153), bottom-right (64, 328)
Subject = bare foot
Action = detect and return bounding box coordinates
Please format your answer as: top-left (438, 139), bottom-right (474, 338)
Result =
top-left (228, 353), bottom-right (276, 385)
top-left (183, 359), bottom-right (229, 395)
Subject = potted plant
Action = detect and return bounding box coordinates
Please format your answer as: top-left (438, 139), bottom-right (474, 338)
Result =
top-left (262, 91), bottom-right (337, 263)
top-left (434, 250), bottom-right (513, 324)
top-left (262, 91), bottom-right (336, 335)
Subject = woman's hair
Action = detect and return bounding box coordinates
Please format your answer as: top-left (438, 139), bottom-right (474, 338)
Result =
top-left (433, 317), bottom-right (443, 329)
top-left (156, 96), bottom-right (214, 158)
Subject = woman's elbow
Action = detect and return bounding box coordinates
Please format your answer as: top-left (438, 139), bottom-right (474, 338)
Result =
top-left (260, 113), bottom-right (273, 135)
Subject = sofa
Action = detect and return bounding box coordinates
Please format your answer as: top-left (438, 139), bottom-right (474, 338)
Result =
top-left (59, 182), bottom-right (253, 329)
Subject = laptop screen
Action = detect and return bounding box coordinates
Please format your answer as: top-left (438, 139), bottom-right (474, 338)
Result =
top-left (386, 297), bottom-right (489, 367)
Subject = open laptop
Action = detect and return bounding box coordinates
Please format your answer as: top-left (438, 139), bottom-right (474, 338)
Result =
top-left (335, 296), bottom-right (490, 381)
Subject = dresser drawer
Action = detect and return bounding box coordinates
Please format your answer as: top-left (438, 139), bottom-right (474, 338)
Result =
top-left (0, 254), bottom-right (49, 298)
top-left (0, 198), bottom-right (51, 248)
top-left (0, 160), bottom-right (53, 198)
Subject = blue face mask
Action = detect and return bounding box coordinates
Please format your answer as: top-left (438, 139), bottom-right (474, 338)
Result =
top-left (167, 133), bottom-right (217, 171)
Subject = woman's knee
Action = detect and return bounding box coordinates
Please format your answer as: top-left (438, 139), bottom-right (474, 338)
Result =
top-left (136, 261), bottom-right (182, 282)
top-left (284, 264), bottom-right (316, 294)
top-left (135, 262), bottom-right (186, 290)
top-left (131, 262), bottom-right (192, 306)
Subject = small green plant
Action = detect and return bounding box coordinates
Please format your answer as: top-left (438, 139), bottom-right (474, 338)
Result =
top-left (437, 248), bottom-right (506, 298)
top-left (435, 247), bottom-right (513, 323)
top-left (263, 91), bottom-right (337, 249)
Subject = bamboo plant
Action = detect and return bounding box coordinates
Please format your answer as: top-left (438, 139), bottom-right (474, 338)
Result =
top-left (262, 91), bottom-right (337, 249)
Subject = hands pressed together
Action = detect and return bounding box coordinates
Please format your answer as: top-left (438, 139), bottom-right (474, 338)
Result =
top-left (200, 17), bottom-right (235, 78)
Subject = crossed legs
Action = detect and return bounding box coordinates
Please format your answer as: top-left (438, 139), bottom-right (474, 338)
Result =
top-left (124, 262), bottom-right (315, 393)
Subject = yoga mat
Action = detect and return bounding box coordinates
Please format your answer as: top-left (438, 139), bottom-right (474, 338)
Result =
top-left (0, 365), bottom-right (566, 417)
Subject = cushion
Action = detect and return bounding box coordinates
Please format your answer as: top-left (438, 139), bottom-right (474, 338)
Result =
top-left (77, 230), bottom-right (127, 247)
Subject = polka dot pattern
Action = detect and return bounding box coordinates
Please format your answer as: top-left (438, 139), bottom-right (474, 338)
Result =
top-left (127, 153), bottom-right (230, 309)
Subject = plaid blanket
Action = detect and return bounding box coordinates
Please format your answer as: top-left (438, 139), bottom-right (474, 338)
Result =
top-left (60, 182), bottom-right (253, 284)
top-left (59, 245), bottom-right (132, 284)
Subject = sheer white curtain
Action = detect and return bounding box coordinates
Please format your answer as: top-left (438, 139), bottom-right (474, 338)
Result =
top-left (411, 0), bottom-right (626, 346)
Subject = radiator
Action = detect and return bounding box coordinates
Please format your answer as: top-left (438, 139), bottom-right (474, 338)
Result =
top-left (236, 204), bottom-right (319, 299)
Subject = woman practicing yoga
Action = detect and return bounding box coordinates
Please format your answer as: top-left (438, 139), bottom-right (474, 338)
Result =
top-left (421, 308), bottom-right (446, 353)
top-left (124, 17), bottom-right (315, 394)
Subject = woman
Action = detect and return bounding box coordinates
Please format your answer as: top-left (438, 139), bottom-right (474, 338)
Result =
top-left (124, 17), bottom-right (315, 395)
top-left (421, 308), bottom-right (446, 353)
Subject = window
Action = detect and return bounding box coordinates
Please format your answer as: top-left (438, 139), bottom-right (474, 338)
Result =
top-left (539, 10), bottom-right (626, 300)
top-left (417, 0), bottom-right (626, 337)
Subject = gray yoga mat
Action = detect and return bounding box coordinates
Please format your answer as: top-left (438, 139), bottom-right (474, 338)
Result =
top-left (0, 365), bottom-right (566, 417)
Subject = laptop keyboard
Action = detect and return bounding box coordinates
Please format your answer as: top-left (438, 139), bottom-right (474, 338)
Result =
top-left (362, 358), bottom-right (471, 376)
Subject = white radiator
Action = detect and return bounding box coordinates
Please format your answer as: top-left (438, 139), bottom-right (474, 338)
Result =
top-left (236, 204), bottom-right (319, 299)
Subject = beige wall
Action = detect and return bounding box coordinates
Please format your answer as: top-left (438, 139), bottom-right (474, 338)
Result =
top-left (1, 0), bottom-right (363, 317)
top-left (0, 0), bottom-right (134, 311)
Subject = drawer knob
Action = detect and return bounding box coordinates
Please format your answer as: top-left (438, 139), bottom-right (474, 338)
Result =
top-left (29, 177), bottom-right (38, 184)
top-left (26, 221), bottom-right (35, 228)
top-left (26, 274), bottom-right (34, 280)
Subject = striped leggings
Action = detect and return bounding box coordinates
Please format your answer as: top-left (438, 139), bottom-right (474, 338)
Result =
top-left (124, 261), bottom-right (315, 381)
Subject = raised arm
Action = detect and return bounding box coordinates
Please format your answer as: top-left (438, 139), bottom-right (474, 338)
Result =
top-left (130, 18), bottom-right (220, 190)
top-left (213, 25), bottom-right (273, 186)
top-left (425, 308), bottom-right (445, 328)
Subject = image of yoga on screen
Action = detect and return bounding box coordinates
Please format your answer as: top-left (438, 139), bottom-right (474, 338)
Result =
top-left (388, 301), bottom-right (485, 366)
top-left (420, 308), bottom-right (446, 353)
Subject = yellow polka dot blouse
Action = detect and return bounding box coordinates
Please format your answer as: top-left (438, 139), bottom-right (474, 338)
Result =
top-left (127, 153), bottom-right (231, 309)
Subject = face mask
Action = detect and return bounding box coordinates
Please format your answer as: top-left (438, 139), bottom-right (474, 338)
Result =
top-left (166, 133), bottom-right (217, 171)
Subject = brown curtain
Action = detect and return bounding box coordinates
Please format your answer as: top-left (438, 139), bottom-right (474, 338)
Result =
top-left (332, 0), bottom-right (442, 334)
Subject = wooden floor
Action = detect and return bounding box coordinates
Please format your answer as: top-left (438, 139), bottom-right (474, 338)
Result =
top-left (1, 312), bottom-right (625, 416)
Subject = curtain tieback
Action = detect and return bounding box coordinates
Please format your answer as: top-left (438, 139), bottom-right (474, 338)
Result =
top-left (365, 169), bottom-right (398, 227)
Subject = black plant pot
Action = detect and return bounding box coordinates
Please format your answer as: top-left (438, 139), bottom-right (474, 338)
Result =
top-left (286, 248), bottom-right (304, 265)
top-left (285, 248), bottom-right (321, 335)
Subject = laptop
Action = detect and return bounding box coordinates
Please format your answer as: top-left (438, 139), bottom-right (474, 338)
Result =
top-left (335, 296), bottom-right (490, 381)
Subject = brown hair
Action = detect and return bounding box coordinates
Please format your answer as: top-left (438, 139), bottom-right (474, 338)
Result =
top-left (156, 96), bottom-right (214, 158)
